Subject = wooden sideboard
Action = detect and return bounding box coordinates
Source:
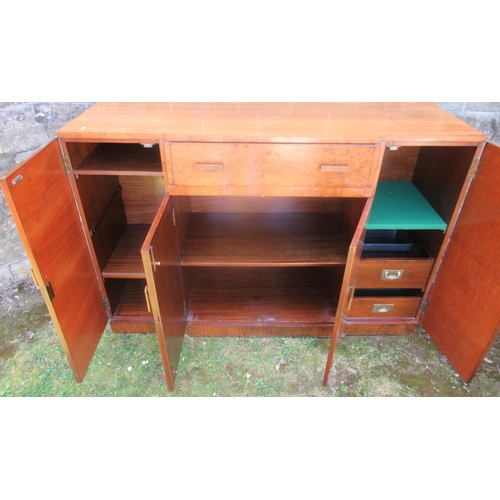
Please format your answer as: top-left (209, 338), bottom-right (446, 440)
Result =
top-left (2, 103), bottom-right (499, 391)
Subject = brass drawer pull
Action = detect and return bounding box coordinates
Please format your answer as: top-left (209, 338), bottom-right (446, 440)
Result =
top-left (372, 304), bottom-right (394, 313)
top-left (320, 164), bottom-right (349, 173)
top-left (194, 163), bottom-right (223, 171)
top-left (381, 269), bottom-right (404, 280)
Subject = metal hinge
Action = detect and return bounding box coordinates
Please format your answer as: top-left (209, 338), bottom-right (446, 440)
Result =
top-left (473, 160), bottom-right (482, 180)
top-left (419, 299), bottom-right (429, 314)
top-left (149, 246), bottom-right (160, 272)
top-left (62, 154), bottom-right (72, 174)
top-left (468, 159), bottom-right (482, 180)
top-left (102, 297), bottom-right (111, 318)
top-left (44, 282), bottom-right (56, 302)
top-left (172, 207), bottom-right (176, 227)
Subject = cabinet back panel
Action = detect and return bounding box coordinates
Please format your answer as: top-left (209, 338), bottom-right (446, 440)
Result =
top-left (187, 196), bottom-right (343, 213)
top-left (379, 147), bottom-right (420, 181)
top-left (120, 176), bottom-right (165, 224)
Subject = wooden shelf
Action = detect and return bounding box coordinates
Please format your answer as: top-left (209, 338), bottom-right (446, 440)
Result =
top-left (102, 225), bottom-right (149, 278)
top-left (180, 213), bottom-right (350, 266)
top-left (74, 143), bottom-right (163, 176)
top-left (186, 267), bottom-right (342, 326)
top-left (366, 182), bottom-right (447, 230)
top-left (110, 279), bottom-right (155, 333)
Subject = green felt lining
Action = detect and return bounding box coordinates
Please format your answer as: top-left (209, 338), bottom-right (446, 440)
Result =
top-left (366, 182), bottom-right (447, 230)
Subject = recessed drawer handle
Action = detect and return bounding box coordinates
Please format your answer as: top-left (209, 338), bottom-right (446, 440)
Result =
top-left (194, 163), bottom-right (223, 171)
top-left (381, 269), bottom-right (404, 280)
top-left (372, 304), bottom-right (394, 313)
top-left (320, 164), bottom-right (349, 173)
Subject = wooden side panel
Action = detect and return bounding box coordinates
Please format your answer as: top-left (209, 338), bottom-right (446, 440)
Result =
top-left (422, 143), bottom-right (500, 383)
top-left (412, 146), bottom-right (476, 224)
top-left (0, 139), bottom-right (107, 382)
top-left (141, 195), bottom-right (186, 391)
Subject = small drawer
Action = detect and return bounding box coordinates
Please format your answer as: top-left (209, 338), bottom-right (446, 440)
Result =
top-left (170, 142), bottom-right (378, 190)
top-left (347, 291), bottom-right (421, 318)
top-left (355, 258), bottom-right (433, 289)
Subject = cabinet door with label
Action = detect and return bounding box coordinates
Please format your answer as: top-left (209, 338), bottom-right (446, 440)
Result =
top-left (0, 139), bottom-right (108, 381)
top-left (422, 142), bottom-right (500, 382)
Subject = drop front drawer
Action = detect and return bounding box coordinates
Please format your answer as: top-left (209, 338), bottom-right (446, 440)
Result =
top-left (170, 143), bottom-right (379, 191)
top-left (355, 259), bottom-right (434, 289)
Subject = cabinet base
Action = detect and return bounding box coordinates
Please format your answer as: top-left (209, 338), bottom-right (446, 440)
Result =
top-left (109, 319), bottom-right (156, 334)
top-left (341, 318), bottom-right (418, 335)
top-left (186, 324), bottom-right (333, 337)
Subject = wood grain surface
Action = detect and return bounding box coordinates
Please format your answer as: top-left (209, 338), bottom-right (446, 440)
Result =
top-left (57, 103), bottom-right (487, 144)
top-left (180, 213), bottom-right (350, 266)
top-left (422, 142), bottom-right (500, 382)
top-left (0, 139), bottom-right (107, 382)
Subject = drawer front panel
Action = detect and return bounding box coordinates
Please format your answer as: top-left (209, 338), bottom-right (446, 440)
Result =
top-left (347, 296), bottom-right (421, 318)
top-left (170, 143), bottom-right (378, 189)
top-left (355, 259), bottom-right (433, 288)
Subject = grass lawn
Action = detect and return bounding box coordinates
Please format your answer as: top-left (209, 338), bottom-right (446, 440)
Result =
top-left (1, 280), bottom-right (500, 397)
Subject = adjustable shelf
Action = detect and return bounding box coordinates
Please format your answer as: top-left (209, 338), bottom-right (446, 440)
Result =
top-left (102, 224), bottom-right (149, 278)
top-left (180, 213), bottom-right (350, 266)
top-left (73, 143), bottom-right (163, 176)
top-left (366, 182), bottom-right (447, 231)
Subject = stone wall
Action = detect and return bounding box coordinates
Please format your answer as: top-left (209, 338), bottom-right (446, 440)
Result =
top-left (0, 102), bottom-right (499, 289)
top-left (436, 102), bottom-right (500, 145)
top-left (0, 103), bottom-right (94, 288)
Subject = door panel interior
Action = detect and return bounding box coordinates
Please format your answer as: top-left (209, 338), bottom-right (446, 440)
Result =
top-left (0, 139), bottom-right (108, 381)
top-left (422, 143), bottom-right (500, 382)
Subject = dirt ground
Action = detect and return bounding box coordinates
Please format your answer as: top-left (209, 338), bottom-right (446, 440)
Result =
top-left (1, 278), bottom-right (500, 397)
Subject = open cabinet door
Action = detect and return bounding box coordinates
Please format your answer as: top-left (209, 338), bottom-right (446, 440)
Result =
top-left (141, 195), bottom-right (187, 391)
top-left (0, 139), bottom-right (108, 382)
top-left (323, 198), bottom-right (373, 386)
top-left (422, 143), bottom-right (500, 383)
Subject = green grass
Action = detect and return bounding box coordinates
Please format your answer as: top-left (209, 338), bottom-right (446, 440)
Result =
top-left (1, 280), bottom-right (500, 397)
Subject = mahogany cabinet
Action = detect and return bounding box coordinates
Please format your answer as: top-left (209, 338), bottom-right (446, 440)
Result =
top-left (1, 103), bottom-right (499, 391)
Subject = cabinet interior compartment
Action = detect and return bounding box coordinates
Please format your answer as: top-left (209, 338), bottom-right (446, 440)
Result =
top-left (371, 145), bottom-right (477, 230)
top-left (174, 196), bottom-right (367, 336)
top-left (66, 142), bottom-right (163, 176)
top-left (75, 172), bottom-right (164, 333)
top-left (184, 266), bottom-right (343, 336)
top-left (104, 278), bottom-right (155, 333)
top-left (362, 229), bottom-right (431, 258)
